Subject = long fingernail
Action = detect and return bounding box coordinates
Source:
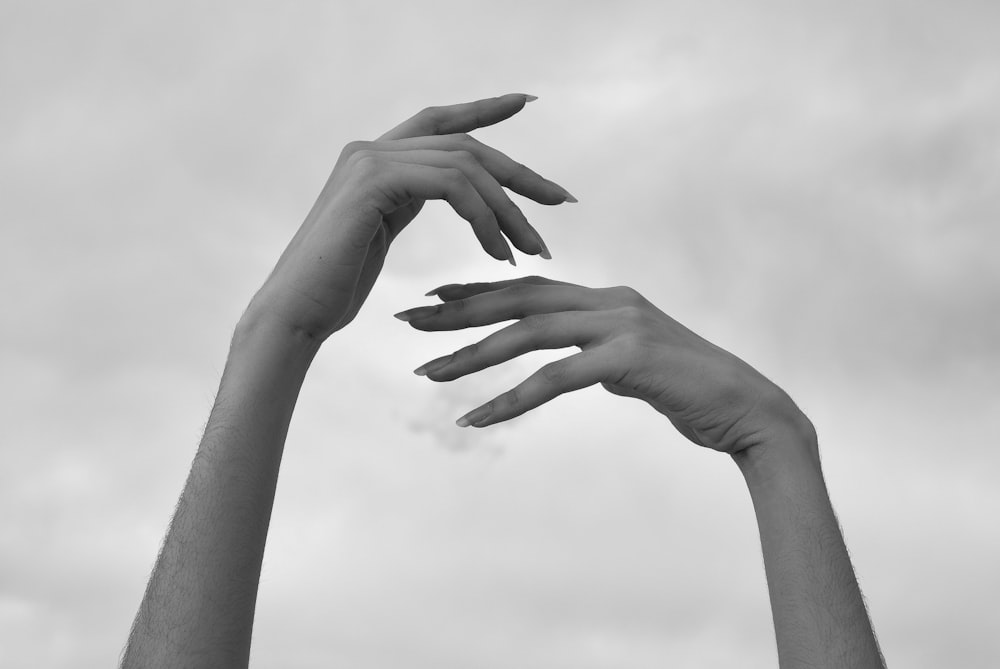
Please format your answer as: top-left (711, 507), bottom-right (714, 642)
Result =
top-left (425, 284), bottom-right (461, 297)
top-left (548, 182), bottom-right (578, 204)
top-left (504, 246), bottom-right (517, 266)
top-left (393, 305), bottom-right (439, 322)
top-left (414, 355), bottom-right (452, 377)
top-left (523, 94), bottom-right (539, 103)
top-left (536, 236), bottom-right (552, 260)
top-left (457, 405), bottom-right (492, 428)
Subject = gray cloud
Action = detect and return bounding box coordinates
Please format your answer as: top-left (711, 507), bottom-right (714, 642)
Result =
top-left (3, 1), bottom-right (998, 668)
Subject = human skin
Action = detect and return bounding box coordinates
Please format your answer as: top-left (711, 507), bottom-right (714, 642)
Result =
top-left (396, 275), bottom-right (887, 668)
top-left (121, 94), bottom-right (885, 668)
top-left (120, 93), bottom-right (572, 668)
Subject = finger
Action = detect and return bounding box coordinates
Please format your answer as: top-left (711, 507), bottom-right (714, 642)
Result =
top-left (368, 160), bottom-right (514, 264)
top-left (414, 310), bottom-right (613, 381)
top-left (378, 93), bottom-right (536, 141)
top-left (372, 149), bottom-right (542, 255)
top-left (425, 276), bottom-right (578, 300)
top-left (363, 134), bottom-right (575, 205)
top-left (395, 283), bottom-right (609, 330)
top-left (455, 349), bottom-right (615, 427)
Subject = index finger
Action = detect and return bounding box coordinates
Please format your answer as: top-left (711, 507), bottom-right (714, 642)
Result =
top-left (378, 93), bottom-right (537, 141)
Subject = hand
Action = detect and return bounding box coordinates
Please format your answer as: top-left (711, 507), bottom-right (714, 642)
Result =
top-left (396, 276), bottom-right (810, 455)
top-left (247, 94), bottom-right (575, 341)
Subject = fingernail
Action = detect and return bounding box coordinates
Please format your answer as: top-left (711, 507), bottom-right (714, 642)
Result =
top-left (457, 405), bottom-right (492, 428)
top-left (524, 94), bottom-right (539, 103)
top-left (549, 182), bottom-right (578, 203)
top-left (536, 237), bottom-right (552, 260)
top-left (413, 355), bottom-right (452, 377)
top-left (504, 247), bottom-right (517, 266)
top-left (425, 283), bottom-right (460, 297)
top-left (393, 305), bottom-right (439, 322)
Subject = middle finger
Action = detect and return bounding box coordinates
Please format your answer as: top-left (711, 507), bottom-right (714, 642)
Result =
top-left (394, 283), bottom-right (614, 330)
top-left (365, 134), bottom-right (575, 205)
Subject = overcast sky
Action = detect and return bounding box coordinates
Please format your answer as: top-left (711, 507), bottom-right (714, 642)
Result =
top-left (2, 1), bottom-right (998, 667)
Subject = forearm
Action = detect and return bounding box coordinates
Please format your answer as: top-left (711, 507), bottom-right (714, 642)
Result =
top-left (733, 421), bottom-right (885, 668)
top-left (122, 312), bottom-right (319, 669)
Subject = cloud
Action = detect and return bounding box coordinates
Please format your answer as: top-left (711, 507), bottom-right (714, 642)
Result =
top-left (3, 2), bottom-right (999, 668)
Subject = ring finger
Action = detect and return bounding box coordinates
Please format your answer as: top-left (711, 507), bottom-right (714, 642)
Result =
top-left (379, 149), bottom-right (545, 256)
top-left (414, 310), bottom-right (615, 381)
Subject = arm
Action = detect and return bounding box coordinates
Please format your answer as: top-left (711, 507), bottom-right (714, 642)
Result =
top-left (397, 276), bottom-right (885, 668)
top-left (121, 313), bottom-right (317, 668)
top-left (121, 94), bottom-right (575, 669)
top-left (734, 426), bottom-right (886, 667)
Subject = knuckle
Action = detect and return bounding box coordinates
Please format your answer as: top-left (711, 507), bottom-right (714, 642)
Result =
top-left (340, 140), bottom-right (369, 159)
top-left (504, 200), bottom-right (525, 217)
top-left (540, 360), bottom-right (568, 384)
top-left (520, 313), bottom-right (550, 332)
top-left (618, 304), bottom-right (647, 326)
top-left (502, 388), bottom-right (521, 407)
top-left (614, 285), bottom-right (645, 304)
top-left (456, 340), bottom-right (479, 360)
top-left (348, 149), bottom-right (379, 171)
top-left (451, 149), bottom-right (476, 165)
top-left (613, 331), bottom-right (647, 359)
top-left (599, 285), bottom-right (645, 308)
top-left (442, 166), bottom-right (467, 186)
top-left (419, 106), bottom-right (445, 132)
top-left (504, 282), bottom-right (534, 298)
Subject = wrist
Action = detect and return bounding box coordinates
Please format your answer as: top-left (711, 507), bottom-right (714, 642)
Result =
top-left (234, 302), bottom-right (324, 364)
top-left (732, 409), bottom-right (822, 493)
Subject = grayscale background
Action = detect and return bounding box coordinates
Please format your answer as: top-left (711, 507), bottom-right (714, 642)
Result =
top-left (2, 1), bottom-right (997, 667)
